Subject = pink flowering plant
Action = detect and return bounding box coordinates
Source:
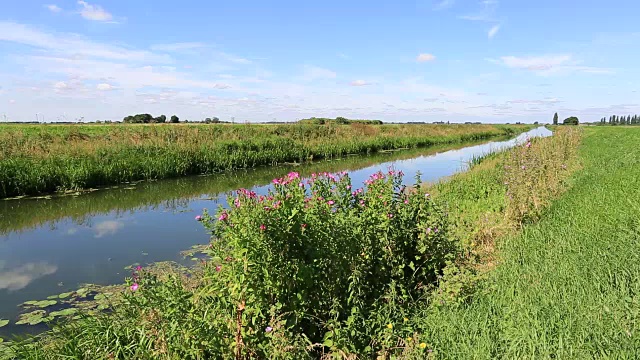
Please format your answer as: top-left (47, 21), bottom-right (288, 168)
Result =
top-left (196, 169), bottom-right (453, 356)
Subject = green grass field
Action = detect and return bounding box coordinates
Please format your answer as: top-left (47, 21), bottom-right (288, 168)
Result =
top-left (0, 123), bottom-right (528, 198)
top-left (412, 127), bottom-right (640, 358)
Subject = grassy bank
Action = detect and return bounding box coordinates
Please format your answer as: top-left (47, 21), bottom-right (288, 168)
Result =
top-left (409, 127), bottom-right (640, 358)
top-left (0, 123), bottom-right (529, 198)
top-left (2, 127), bottom-right (581, 359)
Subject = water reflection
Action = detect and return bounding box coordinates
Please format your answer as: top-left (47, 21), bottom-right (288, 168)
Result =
top-left (0, 262), bottom-right (57, 291)
top-left (93, 220), bottom-right (125, 238)
top-left (0, 139), bottom-right (498, 237)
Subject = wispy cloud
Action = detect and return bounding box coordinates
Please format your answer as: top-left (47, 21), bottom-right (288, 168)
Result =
top-left (460, 0), bottom-right (498, 22)
top-left (490, 54), bottom-right (614, 76)
top-left (494, 55), bottom-right (571, 71)
top-left (77, 1), bottom-right (113, 22)
top-left (151, 42), bottom-right (208, 52)
top-left (301, 65), bottom-right (337, 81)
top-left (488, 24), bottom-right (500, 38)
top-left (433, 0), bottom-right (455, 10)
top-left (96, 83), bottom-right (115, 91)
top-left (45, 4), bottom-right (62, 13)
top-left (219, 52), bottom-right (252, 65)
top-left (416, 53), bottom-right (436, 62)
top-left (0, 21), bottom-right (170, 62)
top-left (337, 53), bottom-right (350, 59)
top-left (350, 80), bottom-right (371, 86)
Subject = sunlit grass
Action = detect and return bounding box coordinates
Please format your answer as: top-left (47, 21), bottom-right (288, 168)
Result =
top-left (412, 127), bottom-right (640, 358)
top-left (0, 123), bottom-right (530, 198)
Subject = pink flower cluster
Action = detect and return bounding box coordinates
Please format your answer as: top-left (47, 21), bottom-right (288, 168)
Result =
top-left (364, 172), bottom-right (386, 185)
top-left (237, 188), bottom-right (257, 198)
top-left (272, 172), bottom-right (301, 186)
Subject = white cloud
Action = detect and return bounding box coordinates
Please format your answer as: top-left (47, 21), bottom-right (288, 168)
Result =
top-left (151, 42), bottom-right (207, 52)
top-left (301, 65), bottom-right (337, 81)
top-left (460, 0), bottom-right (498, 22)
top-left (8, 99), bottom-right (16, 104)
top-left (77, 1), bottom-right (113, 22)
top-left (416, 53), bottom-right (436, 62)
top-left (46, 4), bottom-right (62, 13)
top-left (219, 52), bottom-right (252, 64)
top-left (0, 21), bottom-right (170, 63)
top-left (498, 55), bottom-right (572, 70)
top-left (489, 55), bottom-right (614, 77)
top-left (350, 80), bottom-right (371, 86)
top-left (434, 0), bottom-right (455, 10)
top-left (54, 81), bottom-right (69, 90)
top-left (488, 24), bottom-right (500, 39)
top-left (96, 83), bottom-right (114, 91)
top-left (24, 55), bottom-right (240, 92)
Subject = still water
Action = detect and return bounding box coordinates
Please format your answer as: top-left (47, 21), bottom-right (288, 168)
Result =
top-left (0, 127), bottom-right (551, 336)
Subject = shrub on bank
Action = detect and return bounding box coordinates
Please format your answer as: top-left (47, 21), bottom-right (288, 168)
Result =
top-left (195, 170), bottom-right (453, 357)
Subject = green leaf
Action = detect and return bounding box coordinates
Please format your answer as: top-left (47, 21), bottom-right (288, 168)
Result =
top-left (58, 292), bottom-right (74, 299)
top-left (16, 310), bottom-right (47, 326)
top-left (49, 308), bottom-right (78, 318)
top-left (22, 300), bottom-right (57, 308)
top-left (0, 319), bottom-right (8, 328)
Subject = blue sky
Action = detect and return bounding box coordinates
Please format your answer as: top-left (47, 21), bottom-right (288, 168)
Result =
top-left (0, 0), bottom-right (638, 123)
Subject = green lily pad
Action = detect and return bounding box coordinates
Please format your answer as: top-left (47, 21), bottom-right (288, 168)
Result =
top-left (49, 308), bottom-right (78, 318)
top-left (76, 288), bottom-right (90, 297)
top-left (93, 294), bottom-right (106, 301)
top-left (22, 300), bottom-right (57, 308)
top-left (16, 310), bottom-right (47, 326)
top-left (0, 319), bottom-right (8, 328)
top-left (58, 292), bottom-right (74, 299)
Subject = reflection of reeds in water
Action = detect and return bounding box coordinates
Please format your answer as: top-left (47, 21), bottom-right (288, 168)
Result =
top-left (0, 138), bottom-right (510, 236)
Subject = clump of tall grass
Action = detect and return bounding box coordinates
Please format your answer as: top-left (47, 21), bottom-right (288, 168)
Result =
top-left (431, 127), bottom-right (583, 305)
top-left (503, 127), bottom-right (582, 224)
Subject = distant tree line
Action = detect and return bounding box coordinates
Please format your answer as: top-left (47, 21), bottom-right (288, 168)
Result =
top-left (122, 114), bottom-right (231, 124)
top-left (598, 114), bottom-right (640, 126)
top-left (298, 117), bottom-right (384, 125)
top-left (552, 112), bottom-right (579, 125)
